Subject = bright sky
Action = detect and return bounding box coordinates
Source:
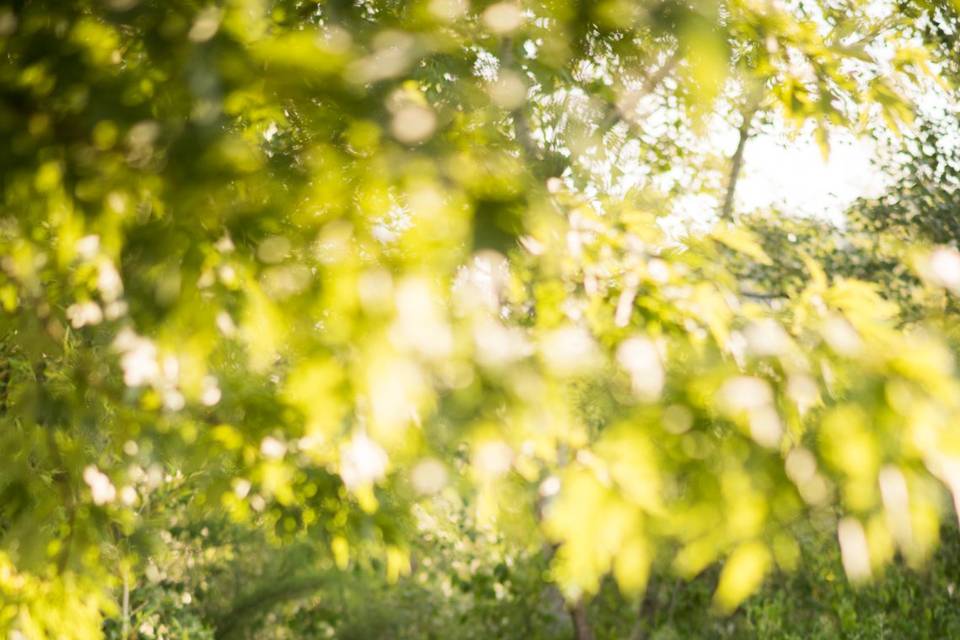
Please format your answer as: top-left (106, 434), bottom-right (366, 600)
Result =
top-left (732, 0), bottom-right (958, 224)
top-left (735, 65), bottom-right (956, 223)
top-left (578, 0), bottom-right (955, 234)
top-left (660, 124), bottom-right (889, 238)
top-left (737, 129), bottom-right (887, 224)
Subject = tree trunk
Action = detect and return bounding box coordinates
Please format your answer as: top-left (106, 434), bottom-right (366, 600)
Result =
top-left (568, 596), bottom-right (595, 640)
top-left (720, 88), bottom-right (764, 221)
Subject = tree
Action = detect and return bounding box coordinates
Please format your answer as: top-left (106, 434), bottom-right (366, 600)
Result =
top-left (1, 1), bottom-right (959, 638)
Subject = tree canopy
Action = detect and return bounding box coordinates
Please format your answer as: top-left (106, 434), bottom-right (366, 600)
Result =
top-left (2, 1), bottom-right (960, 638)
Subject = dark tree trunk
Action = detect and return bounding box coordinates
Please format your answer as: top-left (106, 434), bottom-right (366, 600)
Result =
top-left (628, 574), bottom-right (667, 640)
top-left (568, 596), bottom-right (595, 640)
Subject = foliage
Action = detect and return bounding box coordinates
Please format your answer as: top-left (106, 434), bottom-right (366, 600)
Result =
top-left (1, 0), bottom-right (960, 638)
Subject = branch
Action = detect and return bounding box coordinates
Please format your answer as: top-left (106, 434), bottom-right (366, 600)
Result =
top-left (214, 573), bottom-right (336, 640)
top-left (500, 38), bottom-right (541, 165)
top-left (121, 573), bottom-right (131, 639)
top-left (0, 347), bottom-right (10, 417)
top-left (512, 101), bottom-right (540, 163)
top-left (33, 359), bottom-right (77, 575)
top-left (599, 48), bottom-right (682, 134)
top-left (740, 289), bottom-right (788, 300)
top-left (642, 48), bottom-right (683, 96)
